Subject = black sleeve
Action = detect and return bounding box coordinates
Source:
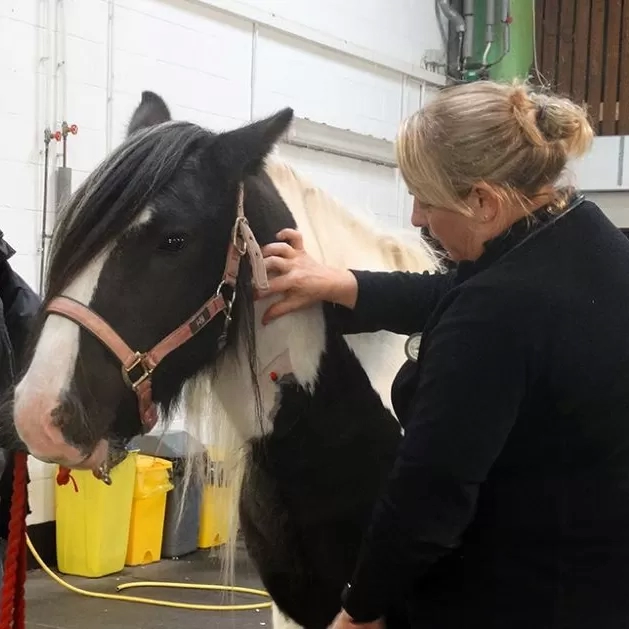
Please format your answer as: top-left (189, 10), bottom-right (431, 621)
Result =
top-left (340, 285), bottom-right (529, 622)
top-left (0, 267), bottom-right (41, 369)
top-left (334, 269), bottom-right (456, 336)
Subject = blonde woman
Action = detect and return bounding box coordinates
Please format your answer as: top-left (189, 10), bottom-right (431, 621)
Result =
top-left (259, 80), bottom-right (629, 629)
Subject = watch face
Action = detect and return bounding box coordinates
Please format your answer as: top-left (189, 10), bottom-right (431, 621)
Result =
top-left (404, 333), bottom-right (422, 362)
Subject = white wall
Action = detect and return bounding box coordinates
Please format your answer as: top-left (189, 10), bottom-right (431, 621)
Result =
top-left (584, 192), bottom-right (629, 228)
top-left (1, 0), bottom-right (445, 525)
top-left (569, 137), bottom-right (626, 192)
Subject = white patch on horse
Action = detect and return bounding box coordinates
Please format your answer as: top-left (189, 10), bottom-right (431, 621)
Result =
top-left (211, 294), bottom-right (326, 440)
top-left (132, 207), bottom-right (153, 228)
top-left (272, 604), bottom-right (304, 629)
top-left (13, 249), bottom-right (112, 456)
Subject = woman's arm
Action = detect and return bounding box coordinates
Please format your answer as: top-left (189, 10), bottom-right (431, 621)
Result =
top-left (340, 285), bottom-right (528, 623)
top-left (259, 229), bottom-right (454, 335)
top-left (334, 269), bottom-right (454, 336)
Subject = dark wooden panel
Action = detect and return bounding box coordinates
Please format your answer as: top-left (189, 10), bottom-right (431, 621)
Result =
top-left (542, 0), bottom-right (560, 86)
top-left (572, 0), bottom-right (592, 104)
top-left (619, 0), bottom-right (629, 133)
top-left (556, 0), bottom-right (576, 95)
top-left (587, 0), bottom-right (606, 130)
top-left (603, 0), bottom-right (623, 134)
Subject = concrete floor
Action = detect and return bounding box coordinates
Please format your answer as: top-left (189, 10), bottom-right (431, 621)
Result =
top-left (25, 542), bottom-right (272, 629)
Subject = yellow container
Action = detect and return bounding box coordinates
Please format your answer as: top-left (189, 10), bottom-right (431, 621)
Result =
top-left (198, 448), bottom-right (230, 549)
top-left (126, 455), bottom-right (173, 566)
top-left (55, 452), bottom-right (137, 578)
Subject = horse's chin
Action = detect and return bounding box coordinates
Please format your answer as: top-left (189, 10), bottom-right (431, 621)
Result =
top-left (65, 438), bottom-right (110, 471)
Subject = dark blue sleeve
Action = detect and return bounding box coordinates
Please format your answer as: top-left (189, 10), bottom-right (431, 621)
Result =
top-left (341, 285), bottom-right (528, 622)
top-left (334, 269), bottom-right (455, 336)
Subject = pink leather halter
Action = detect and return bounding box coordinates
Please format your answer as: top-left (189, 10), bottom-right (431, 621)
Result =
top-left (45, 183), bottom-right (269, 437)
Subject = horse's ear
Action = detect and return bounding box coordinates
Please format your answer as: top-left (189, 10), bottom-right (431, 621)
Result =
top-left (127, 91), bottom-right (172, 137)
top-left (211, 108), bottom-right (294, 177)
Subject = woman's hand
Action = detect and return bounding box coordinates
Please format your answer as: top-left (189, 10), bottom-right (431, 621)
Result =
top-left (258, 228), bottom-right (358, 324)
top-left (328, 609), bottom-right (385, 629)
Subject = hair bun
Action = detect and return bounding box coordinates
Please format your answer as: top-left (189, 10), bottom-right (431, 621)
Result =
top-left (529, 92), bottom-right (593, 158)
top-left (507, 82), bottom-right (593, 158)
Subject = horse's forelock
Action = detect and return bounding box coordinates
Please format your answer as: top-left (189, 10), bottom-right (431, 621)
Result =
top-left (44, 121), bottom-right (210, 301)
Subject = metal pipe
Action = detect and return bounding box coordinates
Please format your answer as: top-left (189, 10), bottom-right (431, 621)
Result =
top-left (436, 0), bottom-right (466, 33)
top-left (38, 129), bottom-right (52, 297)
top-left (482, 0), bottom-right (496, 66)
top-left (485, 0), bottom-right (496, 43)
top-left (463, 0), bottom-right (475, 60)
top-left (249, 23), bottom-right (258, 121)
top-left (501, 0), bottom-right (511, 54)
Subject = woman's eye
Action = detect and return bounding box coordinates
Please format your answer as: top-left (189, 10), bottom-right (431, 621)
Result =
top-left (158, 234), bottom-right (187, 252)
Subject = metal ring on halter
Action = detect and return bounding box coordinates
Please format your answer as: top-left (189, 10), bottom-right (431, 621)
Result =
top-left (215, 282), bottom-right (237, 352)
top-left (94, 445), bottom-right (130, 485)
top-left (95, 461), bottom-right (112, 485)
top-left (215, 281), bottom-right (237, 307)
top-left (232, 217), bottom-right (248, 255)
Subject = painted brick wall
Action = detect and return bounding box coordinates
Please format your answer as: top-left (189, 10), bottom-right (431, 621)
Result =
top-left (1, 0), bottom-right (444, 523)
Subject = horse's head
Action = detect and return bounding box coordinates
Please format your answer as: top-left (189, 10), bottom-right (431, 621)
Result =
top-left (13, 91), bottom-right (295, 477)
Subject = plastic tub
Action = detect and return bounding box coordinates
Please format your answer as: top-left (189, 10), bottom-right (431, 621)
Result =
top-left (126, 455), bottom-right (173, 566)
top-left (129, 431), bottom-right (205, 558)
top-left (55, 452), bottom-right (137, 577)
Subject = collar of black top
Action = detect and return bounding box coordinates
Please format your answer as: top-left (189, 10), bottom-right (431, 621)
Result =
top-left (456, 191), bottom-right (586, 282)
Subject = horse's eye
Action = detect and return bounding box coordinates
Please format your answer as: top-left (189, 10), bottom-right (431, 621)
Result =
top-left (158, 234), bottom-right (187, 252)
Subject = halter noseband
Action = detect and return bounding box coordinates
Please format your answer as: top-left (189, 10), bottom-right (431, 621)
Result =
top-left (44, 182), bottom-right (268, 447)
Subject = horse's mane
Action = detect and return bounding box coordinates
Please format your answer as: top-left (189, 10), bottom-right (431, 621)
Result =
top-left (176, 156), bottom-right (442, 588)
top-left (263, 158), bottom-right (441, 273)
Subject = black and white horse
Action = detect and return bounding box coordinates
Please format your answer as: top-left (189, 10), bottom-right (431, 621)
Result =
top-left (12, 92), bottom-right (440, 628)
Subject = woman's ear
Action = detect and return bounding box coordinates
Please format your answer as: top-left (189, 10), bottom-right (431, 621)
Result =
top-left (472, 183), bottom-right (500, 223)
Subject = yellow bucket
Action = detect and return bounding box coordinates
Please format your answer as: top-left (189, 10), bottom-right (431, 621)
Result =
top-left (126, 455), bottom-right (173, 566)
top-left (198, 448), bottom-right (230, 549)
top-left (55, 452), bottom-right (137, 578)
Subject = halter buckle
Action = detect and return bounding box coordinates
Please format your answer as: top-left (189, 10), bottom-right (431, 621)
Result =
top-left (232, 217), bottom-right (248, 256)
top-left (122, 352), bottom-right (153, 391)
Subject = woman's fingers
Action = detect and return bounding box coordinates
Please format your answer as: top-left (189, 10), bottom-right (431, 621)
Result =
top-left (261, 241), bottom-right (297, 259)
top-left (276, 228), bottom-right (304, 250)
top-left (263, 255), bottom-right (291, 275)
top-left (254, 273), bottom-right (293, 300)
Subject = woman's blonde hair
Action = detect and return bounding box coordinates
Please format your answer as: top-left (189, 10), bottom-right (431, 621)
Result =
top-left (395, 80), bottom-right (594, 213)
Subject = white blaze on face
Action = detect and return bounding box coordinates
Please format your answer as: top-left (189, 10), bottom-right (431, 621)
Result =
top-left (13, 208), bottom-right (154, 466)
top-left (13, 250), bottom-right (112, 465)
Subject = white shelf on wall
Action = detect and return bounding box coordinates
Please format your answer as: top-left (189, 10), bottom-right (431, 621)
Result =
top-left (282, 117), bottom-right (396, 167)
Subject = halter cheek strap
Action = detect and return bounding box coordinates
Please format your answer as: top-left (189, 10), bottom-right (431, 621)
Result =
top-left (44, 182), bottom-right (269, 435)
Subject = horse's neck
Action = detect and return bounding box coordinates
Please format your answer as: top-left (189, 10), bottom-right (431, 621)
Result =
top-left (210, 294), bottom-right (327, 440)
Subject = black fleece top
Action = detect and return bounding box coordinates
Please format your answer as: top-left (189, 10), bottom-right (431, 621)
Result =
top-left (337, 196), bottom-right (629, 629)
